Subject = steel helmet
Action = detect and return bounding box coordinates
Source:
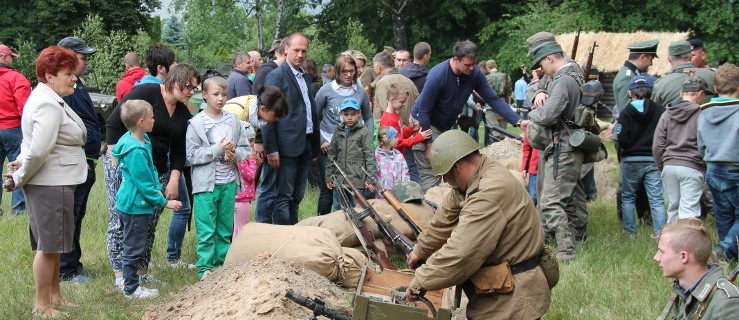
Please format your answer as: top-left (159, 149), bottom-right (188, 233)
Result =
top-left (392, 181), bottom-right (424, 203)
top-left (430, 130), bottom-right (479, 176)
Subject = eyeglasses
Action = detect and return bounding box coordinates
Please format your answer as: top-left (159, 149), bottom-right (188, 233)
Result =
top-left (340, 69), bottom-right (356, 75)
top-left (182, 83), bottom-right (196, 92)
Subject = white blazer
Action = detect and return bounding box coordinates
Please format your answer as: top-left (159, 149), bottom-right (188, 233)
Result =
top-left (13, 82), bottom-right (87, 187)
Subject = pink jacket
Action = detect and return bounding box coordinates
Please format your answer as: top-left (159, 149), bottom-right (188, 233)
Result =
top-left (236, 158), bottom-right (258, 202)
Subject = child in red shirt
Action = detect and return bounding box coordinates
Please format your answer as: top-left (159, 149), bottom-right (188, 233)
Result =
top-left (379, 84), bottom-right (431, 156)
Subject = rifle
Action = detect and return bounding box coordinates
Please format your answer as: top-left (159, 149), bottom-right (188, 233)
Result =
top-left (583, 42), bottom-right (598, 80)
top-left (361, 167), bottom-right (425, 235)
top-left (332, 160), bottom-right (415, 257)
top-left (571, 26), bottom-right (582, 61)
top-left (285, 289), bottom-right (352, 320)
top-left (490, 125), bottom-right (523, 142)
top-left (333, 175), bottom-right (397, 271)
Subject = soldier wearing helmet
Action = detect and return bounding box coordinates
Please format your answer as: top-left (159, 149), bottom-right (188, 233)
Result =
top-left (402, 130), bottom-right (550, 319)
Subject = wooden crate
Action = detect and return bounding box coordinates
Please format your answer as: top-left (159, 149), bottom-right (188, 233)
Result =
top-left (352, 267), bottom-right (453, 320)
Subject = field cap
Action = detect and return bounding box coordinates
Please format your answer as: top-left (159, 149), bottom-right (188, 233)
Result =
top-left (340, 97), bottom-right (360, 111)
top-left (530, 41), bottom-right (563, 70)
top-left (57, 37), bottom-right (96, 55)
top-left (688, 39), bottom-right (705, 51)
top-left (627, 39), bottom-right (659, 58)
top-left (681, 77), bottom-right (708, 93)
top-left (629, 74), bottom-right (657, 90)
top-left (0, 44), bottom-right (19, 57)
top-left (268, 39), bottom-right (281, 53)
top-left (527, 32), bottom-right (555, 56)
top-left (668, 40), bottom-right (692, 56)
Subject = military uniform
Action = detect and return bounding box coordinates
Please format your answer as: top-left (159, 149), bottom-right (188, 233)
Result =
top-left (409, 155), bottom-right (550, 320)
top-left (613, 40), bottom-right (659, 113)
top-left (659, 265), bottom-right (739, 320)
top-left (653, 40), bottom-right (715, 107)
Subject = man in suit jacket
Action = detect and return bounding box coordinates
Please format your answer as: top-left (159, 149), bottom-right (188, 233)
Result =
top-left (258, 32), bottom-right (320, 225)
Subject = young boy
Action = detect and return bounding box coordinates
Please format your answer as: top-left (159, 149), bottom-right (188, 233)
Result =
top-left (326, 97), bottom-right (377, 210)
top-left (379, 84), bottom-right (431, 158)
top-left (112, 100), bottom-right (182, 299)
top-left (186, 75), bottom-right (249, 280)
top-left (653, 77), bottom-right (708, 221)
top-left (616, 75), bottom-right (666, 238)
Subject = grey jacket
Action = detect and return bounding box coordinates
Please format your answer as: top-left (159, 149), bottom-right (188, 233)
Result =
top-left (186, 111), bottom-right (249, 194)
top-left (528, 66), bottom-right (582, 152)
top-left (697, 98), bottom-right (739, 163)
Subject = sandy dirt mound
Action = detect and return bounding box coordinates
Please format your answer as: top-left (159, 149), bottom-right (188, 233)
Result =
top-left (594, 158), bottom-right (619, 200)
top-left (480, 138), bottom-right (523, 160)
top-left (144, 254), bottom-right (352, 320)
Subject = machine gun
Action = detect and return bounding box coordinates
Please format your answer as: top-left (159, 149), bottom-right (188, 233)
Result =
top-left (583, 42), bottom-right (598, 80)
top-left (333, 175), bottom-right (397, 271)
top-left (490, 125), bottom-right (523, 142)
top-left (285, 289), bottom-right (352, 320)
top-left (361, 166), bottom-right (425, 236)
top-left (332, 160), bottom-right (415, 258)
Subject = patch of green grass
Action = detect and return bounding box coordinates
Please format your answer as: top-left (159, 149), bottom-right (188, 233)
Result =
top-left (0, 158), bottom-right (734, 319)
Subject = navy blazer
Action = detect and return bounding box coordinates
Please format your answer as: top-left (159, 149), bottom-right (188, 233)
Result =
top-left (263, 62), bottom-right (320, 157)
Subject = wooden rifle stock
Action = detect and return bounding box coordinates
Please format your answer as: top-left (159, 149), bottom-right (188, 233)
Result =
top-left (333, 176), bottom-right (397, 271)
top-left (571, 26), bottom-right (582, 61)
top-left (361, 167), bottom-right (425, 235)
top-left (332, 160), bottom-right (415, 258)
top-left (583, 42), bottom-right (598, 80)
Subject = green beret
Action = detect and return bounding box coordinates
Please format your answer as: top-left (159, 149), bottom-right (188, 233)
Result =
top-left (527, 32), bottom-right (555, 56)
top-left (669, 40), bottom-right (692, 56)
top-left (530, 41), bottom-right (563, 70)
top-left (627, 39), bottom-right (659, 58)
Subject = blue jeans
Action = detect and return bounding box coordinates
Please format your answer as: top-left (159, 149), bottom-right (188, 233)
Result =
top-left (706, 163), bottom-right (739, 260)
top-left (621, 161), bottom-right (666, 235)
top-left (166, 173), bottom-right (192, 261)
top-left (273, 138), bottom-right (312, 225)
top-left (120, 212), bottom-right (151, 295)
top-left (0, 127), bottom-right (25, 213)
top-left (255, 164), bottom-right (278, 223)
top-left (527, 173), bottom-right (538, 206)
top-left (60, 160), bottom-right (96, 278)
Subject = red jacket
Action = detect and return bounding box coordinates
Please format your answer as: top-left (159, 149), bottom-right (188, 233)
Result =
top-left (0, 65), bottom-right (31, 129)
top-left (116, 67), bottom-right (146, 102)
top-left (521, 129), bottom-right (540, 175)
top-left (379, 111), bottom-right (425, 155)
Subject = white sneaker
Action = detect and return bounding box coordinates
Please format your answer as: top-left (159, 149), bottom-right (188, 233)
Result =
top-left (124, 286), bottom-right (159, 299)
top-left (114, 277), bottom-right (124, 291)
top-left (168, 259), bottom-right (196, 269)
top-left (200, 270), bottom-right (211, 281)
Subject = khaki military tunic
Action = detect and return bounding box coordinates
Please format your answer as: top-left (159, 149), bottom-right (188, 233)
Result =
top-left (662, 264), bottom-right (739, 320)
top-left (653, 62), bottom-right (715, 107)
top-left (410, 155), bottom-right (550, 320)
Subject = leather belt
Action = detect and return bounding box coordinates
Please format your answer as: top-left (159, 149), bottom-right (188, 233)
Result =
top-left (510, 255), bottom-right (540, 275)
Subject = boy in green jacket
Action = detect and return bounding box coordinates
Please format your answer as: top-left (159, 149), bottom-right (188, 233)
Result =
top-left (326, 97), bottom-right (377, 210)
top-left (112, 100), bottom-right (181, 299)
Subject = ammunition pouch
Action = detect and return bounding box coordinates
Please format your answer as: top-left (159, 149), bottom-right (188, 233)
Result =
top-left (470, 262), bottom-right (514, 295)
top-left (539, 245), bottom-right (560, 289)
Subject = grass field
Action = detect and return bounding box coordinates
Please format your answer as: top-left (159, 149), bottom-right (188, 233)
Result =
top-left (0, 138), bottom-right (734, 319)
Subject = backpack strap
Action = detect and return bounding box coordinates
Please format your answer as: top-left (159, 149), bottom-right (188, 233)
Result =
top-left (657, 293), bottom-right (677, 320)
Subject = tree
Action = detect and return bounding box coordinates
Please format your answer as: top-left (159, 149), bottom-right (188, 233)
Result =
top-left (162, 16), bottom-right (186, 50)
top-left (378, 0), bottom-right (410, 50)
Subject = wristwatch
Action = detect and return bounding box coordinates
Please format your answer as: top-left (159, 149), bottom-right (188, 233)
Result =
top-left (514, 119), bottom-right (523, 127)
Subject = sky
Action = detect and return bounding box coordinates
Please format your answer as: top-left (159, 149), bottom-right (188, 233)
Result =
top-left (152, 0), bottom-right (174, 19)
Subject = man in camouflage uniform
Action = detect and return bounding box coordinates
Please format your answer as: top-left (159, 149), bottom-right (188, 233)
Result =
top-left (613, 40), bottom-right (659, 113)
top-left (403, 130), bottom-right (550, 320)
top-left (527, 38), bottom-right (584, 262)
top-left (484, 60), bottom-right (512, 145)
top-left (654, 218), bottom-right (739, 320)
top-left (653, 40), bottom-right (715, 107)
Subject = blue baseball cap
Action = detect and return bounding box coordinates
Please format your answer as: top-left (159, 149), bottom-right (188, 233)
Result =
top-left (629, 74), bottom-right (657, 90)
top-left (340, 97), bottom-right (360, 111)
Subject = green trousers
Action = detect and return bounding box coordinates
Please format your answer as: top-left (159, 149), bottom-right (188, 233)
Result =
top-left (194, 182), bottom-right (236, 277)
top-left (539, 149), bottom-right (584, 255)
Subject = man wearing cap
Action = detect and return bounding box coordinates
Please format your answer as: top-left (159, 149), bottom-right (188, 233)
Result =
top-left (252, 39), bottom-right (285, 95)
top-left (653, 77), bottom-right (708, 221)
top-left (688, 39), bottom-right (714, 71)
top-left (260, 32), bottom-right (320, 225)
top-left (0, 43), bottom-right (30, 216)
top-left (653, 40), bottom-right (715, 107)
top-left (527, 38), bottom-right (585, 261)
top-left (402, 129), bottom-right (550, 320)
top-left (410, 40), bottom-right (522, 192)
top-left (484, 59), bottom-right (512, 145)
top-left (57, 36), bottom-right (101, 283)
top-left (613, 39), bottom-right (659, 113)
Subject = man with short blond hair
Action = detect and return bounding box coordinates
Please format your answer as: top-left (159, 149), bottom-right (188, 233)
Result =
top-left (654, 218), bottom-right (739, 320)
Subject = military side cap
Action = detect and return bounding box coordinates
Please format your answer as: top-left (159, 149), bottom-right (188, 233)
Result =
top-left (530, 41), bottom-right (563, 70)
top-left (668, 40), bottom-right (692, 56)
top-left (268, 39), bottom-right (281, 53)
top-left (689, 39), bottom-right (705, 51)
top-left (681, 77), bottom-right (708, 93)
top-left (629, 74), bottom-right (657, 90)
top-left (627, 39), bottom-right (659, 58)
top-left (527, 32), bottom-right (555, 56)
top-left (392, 181), bottom-right (424, 203)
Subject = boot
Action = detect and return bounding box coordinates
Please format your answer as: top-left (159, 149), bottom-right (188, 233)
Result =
top-left (555, 229), bottom-right (576, 262)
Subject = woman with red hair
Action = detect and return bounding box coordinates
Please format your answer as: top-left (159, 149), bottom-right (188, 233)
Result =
top-left (6, 46), bottom-right (88, 317)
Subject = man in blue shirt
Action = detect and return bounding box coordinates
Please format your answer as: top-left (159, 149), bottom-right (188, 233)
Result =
top-left (411, 40), bottom-right (524, 191)
top-left (514, 71), bottom-right (529, 118)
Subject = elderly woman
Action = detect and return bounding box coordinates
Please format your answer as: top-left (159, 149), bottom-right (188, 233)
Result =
top-left (313, 54), bottom-right (373, 214)
top-left (7, 46), bottom-right (87, 317)
top-left (104, 64), bottom-right (200, 290)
